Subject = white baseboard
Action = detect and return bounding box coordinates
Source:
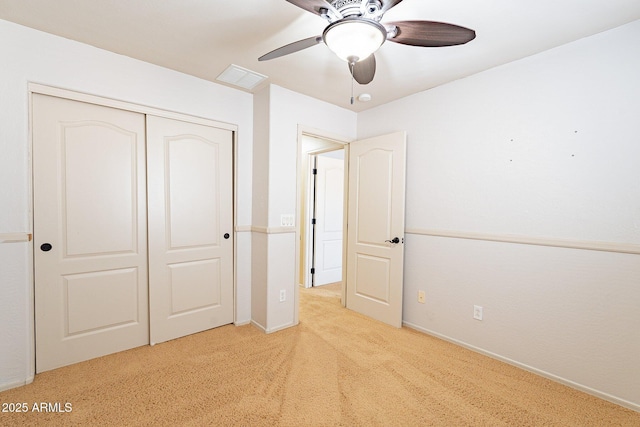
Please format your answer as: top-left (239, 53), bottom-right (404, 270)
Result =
top-left (251, 319), bottom-right (297, 334)
top-left (265, 321), bottom-right (297, 334)
top-left (0, 375), bottom-right (34, 392)
top-left (250, 319), bottom-right (267, 333)
top-left (403, 321), bottom-right (640, 413)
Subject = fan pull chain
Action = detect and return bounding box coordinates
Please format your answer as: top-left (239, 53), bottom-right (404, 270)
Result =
top-left (351, 75), bottom-right (355, 105)
top-left (349, 60), bottom-right (355, 105)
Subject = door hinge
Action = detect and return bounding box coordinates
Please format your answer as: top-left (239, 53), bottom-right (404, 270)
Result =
top-left (311, 218), bottom-right (316, 225)
top-left (312, 168), bottom-right (317, 175)
top-left (310, 268), bottom-right (315, 274)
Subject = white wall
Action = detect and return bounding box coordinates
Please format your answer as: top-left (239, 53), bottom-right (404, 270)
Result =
top-left (251, 88), bottom-right (270, 329)
top-left (357, 20), bottom-right (640, 410)
top-left (268, 85), bottom-right (356, 229)
top-left (0, 19), bottom-right (253, 391)
top-left (251, 84), bottom-right (356, 332)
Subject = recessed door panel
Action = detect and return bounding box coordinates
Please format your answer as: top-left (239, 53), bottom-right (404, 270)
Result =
top-left (321, 240), bottom-right (343, 270)
top-left (65, 268), bottom-right (139, 335)
top-left (63, 123), bottom-right (138, 256)
top-left (167, 137), bottom-right (220, 249)
top-left (354, 254), bottom-right (390, 304)
top-left (323, 166), bottom-right (344, 232)
top-left (356, 149), bottom-right (393, 246)
top-left (169, 259), bottom-right (221, 315)
top-left (33, 94), bottom-right (149, 372)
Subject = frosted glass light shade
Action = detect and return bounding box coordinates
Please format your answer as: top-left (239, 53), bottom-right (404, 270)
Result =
top-left (323, 19), bottom-right (386, 62)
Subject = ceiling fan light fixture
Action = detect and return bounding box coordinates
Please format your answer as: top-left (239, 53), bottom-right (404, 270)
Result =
top-left (323, 18), bottom-right (386, 63)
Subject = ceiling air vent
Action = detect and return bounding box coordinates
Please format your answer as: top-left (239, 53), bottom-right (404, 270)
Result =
top-left (216, 64), bottom-right (267, 91)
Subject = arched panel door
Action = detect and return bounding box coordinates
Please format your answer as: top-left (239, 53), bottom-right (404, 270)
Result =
top-left (33, 94), bottom-right (149, 372)
top-left (346, 131), bottom-right (406, 327)
top-left (147, 115), bottom-right (234, 344)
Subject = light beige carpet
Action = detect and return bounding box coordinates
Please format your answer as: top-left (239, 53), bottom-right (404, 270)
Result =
top-left (1, 285), bottom-right (638, 426)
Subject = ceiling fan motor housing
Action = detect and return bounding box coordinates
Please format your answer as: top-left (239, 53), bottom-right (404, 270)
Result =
top-left (332, 0), bottom-right (382, 19)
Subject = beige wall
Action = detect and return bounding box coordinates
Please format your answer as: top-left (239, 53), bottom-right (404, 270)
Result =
top-left (358, 20), bottom-right (640, 410)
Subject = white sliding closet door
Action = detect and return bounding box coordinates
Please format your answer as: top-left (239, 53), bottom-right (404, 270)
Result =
top-left (33, 94), bottom-right (149, 372)
top-left (33, 93), bottom-right (236, 371)
top-left (147, 115), bottom-right (234, 345)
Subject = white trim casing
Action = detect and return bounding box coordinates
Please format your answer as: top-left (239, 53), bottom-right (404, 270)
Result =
top-left (29, 83), bottom-right (237, 132)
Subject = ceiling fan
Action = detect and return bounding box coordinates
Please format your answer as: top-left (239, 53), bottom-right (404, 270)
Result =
top-left (259, 0), bottom-right (476, 85)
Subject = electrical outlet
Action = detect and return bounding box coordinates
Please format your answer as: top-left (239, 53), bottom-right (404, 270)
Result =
top-left (279, 290), bottom-right (286, 303)
top-left (417, 290), bottom-right (426, 304)
top-left (473, 305), bottom-right (483, 321)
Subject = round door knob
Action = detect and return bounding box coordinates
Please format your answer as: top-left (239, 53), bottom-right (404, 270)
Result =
top-left (40, 243), bottom-right (53, 252)
top-left (224, 233), bottom-right (230, 239)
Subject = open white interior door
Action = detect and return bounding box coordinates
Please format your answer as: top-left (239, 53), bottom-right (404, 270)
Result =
top-left (313, 152), bottom-right (344, 286)
top-left (345, 131), bottom-right (406, 328)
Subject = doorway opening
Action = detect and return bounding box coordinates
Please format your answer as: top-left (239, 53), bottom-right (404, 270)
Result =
top-left (295, 131), bottom-right (349, 317)
top-left (294, 129), bottom-right (407, 328)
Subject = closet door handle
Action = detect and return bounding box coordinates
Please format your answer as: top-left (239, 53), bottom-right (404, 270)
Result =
top-left (224, 233), bottom-right (230, 239)
top-left (40, 243), bottom-right (53, 252)
top-left (385, 237), bottom-right (400, 244)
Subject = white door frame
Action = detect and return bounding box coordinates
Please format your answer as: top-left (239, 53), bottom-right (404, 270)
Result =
top-left (294, 126), bottom-right (351, 324)
top-left (28, 83), bottom-right (239, 374)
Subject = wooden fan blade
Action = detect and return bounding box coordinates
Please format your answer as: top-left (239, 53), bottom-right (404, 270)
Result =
top-left (285, 0), bottom-right (341, 19)
top-left (351, 54), bottom-right (376, 85)
top-left (380, 0), bottom-right (404, 14)
top-left (386, 20), bottom-right (476, 47)
top-left (259, 36), bottom-right (323, 61)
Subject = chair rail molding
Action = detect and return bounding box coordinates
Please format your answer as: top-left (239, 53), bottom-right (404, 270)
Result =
top-left (0, 232), bottom-right (32, 243)
top-left (405, 228), bottom-right (640, 255)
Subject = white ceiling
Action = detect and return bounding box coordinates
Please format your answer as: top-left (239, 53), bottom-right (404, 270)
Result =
top-left (1, 0), bottom-right (640, 112)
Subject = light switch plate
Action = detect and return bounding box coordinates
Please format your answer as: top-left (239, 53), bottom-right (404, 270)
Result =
top-left (473, 305), bottom-right (483, 321)
top-left (280, 214), bottom-right (294, 227)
